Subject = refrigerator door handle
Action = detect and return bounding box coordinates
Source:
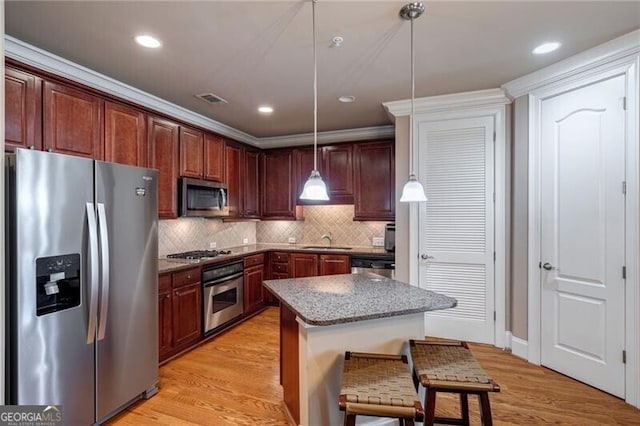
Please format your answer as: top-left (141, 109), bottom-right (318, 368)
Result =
top-left (97, 203), bottom-right (111, 341)
top-left (86, 202), bottom-right (99, 344)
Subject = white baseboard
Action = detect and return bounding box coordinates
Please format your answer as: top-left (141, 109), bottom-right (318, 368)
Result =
top-left (511, 335), bottom-right (529, 360)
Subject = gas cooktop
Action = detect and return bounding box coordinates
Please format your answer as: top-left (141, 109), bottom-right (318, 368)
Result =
top-left (166, 250), bottom-right (233, 262)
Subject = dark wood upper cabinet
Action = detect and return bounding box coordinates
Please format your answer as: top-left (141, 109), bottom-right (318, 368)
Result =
top-left (290, 253), bottom-right (319, 278)
top-left (43, 81), bottom-right (103, 159)
top-left (262, 150), bottom-right (297, 219)
top-left (354, 141), bottom-right (395, 221)
top-left (322, 144), bottom-right (354, 204)
top-left (225, 143), bottom-right (244, 218)
top-left (319, 254), bottom-right (351, 276)
top-left (179, 126), bottom-right (204, 178)
top-left (5, 66), bottom-right (42, 151)
top-left (204, 133), bottom-right (225, 182)
top-left (148, 116), bottom-right (180, 219)
top-left (104, 101), bottom-right (147, 167)
top-left (243, 149), bottom-right (261, 218)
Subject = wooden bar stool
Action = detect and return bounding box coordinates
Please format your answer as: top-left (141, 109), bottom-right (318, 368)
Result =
top-left (339, 351), bottom-right (424, 426)
top-left (409, 339), bottom-right (500, 426)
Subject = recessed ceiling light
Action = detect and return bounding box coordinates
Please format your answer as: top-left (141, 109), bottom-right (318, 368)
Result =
top-left (338, 96), bottom-right (356, 103)
top-left (532, 41), bottom-right (561, 55)
top-left (258, 106), bottom-right (274, 114)
top-left (135, 34), bottom-right (162, 49)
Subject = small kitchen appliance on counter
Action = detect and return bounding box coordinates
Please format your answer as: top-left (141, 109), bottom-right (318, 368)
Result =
top-left (384, 223), bottom-right (395, 252)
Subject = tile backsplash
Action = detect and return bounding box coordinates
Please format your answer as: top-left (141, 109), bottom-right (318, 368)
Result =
top-left (159, 205), bottom-right (390, 257)
top-left (158, 219), bottom-right (257, 257)
top-left (256, 205), bottom-right (388, 247)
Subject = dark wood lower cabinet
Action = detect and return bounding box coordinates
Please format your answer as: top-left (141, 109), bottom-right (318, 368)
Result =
top-left (158, 274), bottom-right (173, 360)
top-left (244, 254), bottom-right (265, 314)
top-left (172, 282), bottom-right (202, 348)
top-left (159, 267), bottom-right (202, 363)
top-left (319, 254), bottom-right (351, 275)
top-left (290, 253), bottom-right (319, 277)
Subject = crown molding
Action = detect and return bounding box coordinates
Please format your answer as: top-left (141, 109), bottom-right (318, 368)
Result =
top-left (502, 29), bottom-right (640, 99)
top-left (253, 125), bottom-right (396, 149)
top-left (383, 88), bottom-right (510, 120)
top-left (4, 35), bottom-right (393, 148)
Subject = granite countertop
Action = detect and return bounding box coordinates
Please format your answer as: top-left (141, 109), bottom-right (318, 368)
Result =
top-left (263, 273), bottom-right (457, 326)
top-left (158, 243), bottom-right (394, 274)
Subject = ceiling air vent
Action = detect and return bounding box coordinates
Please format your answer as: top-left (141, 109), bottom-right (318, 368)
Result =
top-left (195, 93), bottom-right (228, 105)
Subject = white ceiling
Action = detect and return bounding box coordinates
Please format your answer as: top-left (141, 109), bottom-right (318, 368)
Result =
top-left (5, 1), bottom-right (640, 139)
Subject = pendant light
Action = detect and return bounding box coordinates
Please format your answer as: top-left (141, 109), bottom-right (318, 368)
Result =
top-left (300, 0), bottom-right (329, 201)
top-left (399, 2), bottom-right (427, 203)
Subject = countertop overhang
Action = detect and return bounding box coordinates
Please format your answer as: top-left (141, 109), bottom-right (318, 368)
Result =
top-left (263, 273), bottom-right (457, 326)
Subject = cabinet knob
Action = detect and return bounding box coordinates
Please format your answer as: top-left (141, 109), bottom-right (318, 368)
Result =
top-left (187, 274), bottom-right (191, 280)
top-left (175, 290), bottom-right (181, 296)
top-left (48, 148), bottom-right (53, 153)
top-left (29, 145), bottom-right (35, 150)
top-left (165, 294), bottom-right (170, 299)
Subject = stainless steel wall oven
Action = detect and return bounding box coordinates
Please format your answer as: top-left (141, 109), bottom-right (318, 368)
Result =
top-left (202, 261), bottom-right (244, 334)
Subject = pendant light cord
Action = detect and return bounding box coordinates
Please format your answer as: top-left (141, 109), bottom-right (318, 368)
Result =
top-left (312, 0), bottom-right (318, 172)
top-left (409, 14), bottom-right (415, 177)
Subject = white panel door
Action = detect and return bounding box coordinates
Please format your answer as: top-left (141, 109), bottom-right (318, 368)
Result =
top-left (418, 116), bottom-right (495, 344)
top-left (540, 75), bottom-right (626, 397)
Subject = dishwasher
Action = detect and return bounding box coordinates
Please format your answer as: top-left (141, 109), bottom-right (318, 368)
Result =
top-left (351, 256), bottom-right (395, 279)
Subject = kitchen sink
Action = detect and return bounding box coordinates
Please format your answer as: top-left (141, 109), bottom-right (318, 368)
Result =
top-left (301, 245), bottom-right (352, 250)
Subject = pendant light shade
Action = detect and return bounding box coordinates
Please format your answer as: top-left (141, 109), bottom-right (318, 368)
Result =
top-left (300, 170), bottom-right (329, 201)
top-left (400, 174), bottom-right (427, 202)
top-left (300, 0), bottom-right (330, 201)
top-left (399, 2), bottom-right (427, 203)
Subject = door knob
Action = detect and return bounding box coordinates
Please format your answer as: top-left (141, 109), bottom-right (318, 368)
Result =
top-left (421, 254), bottom-right (434, 260)
top-left (542, 262), bottom-right (554, 270)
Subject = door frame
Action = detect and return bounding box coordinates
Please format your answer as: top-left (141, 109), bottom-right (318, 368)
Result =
top-left (526, 56), bottom-right (639, 407)
top-left (404, 90), bottom-right (508, 349)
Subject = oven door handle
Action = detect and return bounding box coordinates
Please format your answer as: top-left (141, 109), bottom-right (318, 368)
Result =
top-left (203, 271), bottom-right (244, 287)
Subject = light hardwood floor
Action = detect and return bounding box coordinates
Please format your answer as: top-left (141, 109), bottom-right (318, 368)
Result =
top-left (110, 307), bottom-right (640, 425)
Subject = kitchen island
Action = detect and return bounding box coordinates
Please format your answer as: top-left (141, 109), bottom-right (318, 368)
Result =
top-left (263, 273), bottom-right (457, 426)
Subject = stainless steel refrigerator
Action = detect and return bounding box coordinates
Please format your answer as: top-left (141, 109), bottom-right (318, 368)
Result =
top-left (5, 149), bottom-right (159, 425)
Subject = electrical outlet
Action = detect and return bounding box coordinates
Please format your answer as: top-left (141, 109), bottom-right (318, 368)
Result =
top-left (243, 238), bottom-right (249, 245)
top-left (209, 242), bottom-right (217, 249)
top-left (288, 237), bottom-right (296, 244)
top-left (372, 237), bottom-right (384, 247)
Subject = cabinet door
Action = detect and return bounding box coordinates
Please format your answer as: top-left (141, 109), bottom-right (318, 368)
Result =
top-left (290, 253), bottom-right (318, 278)
top-left (244, 150), bottom-right (261, 218)
top-left (159, 274), bottom-right (173, 361)
top-left (353, 141), bottom-right (395, 221)
top-left (244, 264), bottom-right (265, 314)
top-left (43, 81), bottom-right (103, 159)
top-left (204, 133), bottom-right (225, 182)
top-left (322, 144), bottom-right (354, 203)
top-left (179, 126), bottom-right (204, 178)
top-left (158, 289), bottom-right (173, 360)
top-left (319, 254), bottom-right (351, 276)
top-left (148, 116), bottom-right (180, 219)
top-left (5, 66), bottom-right (42, 151)
top-left (262, 150), bottom-right (296, 218)
top-left (104, 101), bottom-right (147, 166)
top-left (225, 143), bottom-right (244, 217)
top-left (172, 282), bottom-right (202, 348)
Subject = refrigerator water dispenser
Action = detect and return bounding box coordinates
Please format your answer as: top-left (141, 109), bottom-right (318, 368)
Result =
top-left (36, 254), bottom-right (81, 316)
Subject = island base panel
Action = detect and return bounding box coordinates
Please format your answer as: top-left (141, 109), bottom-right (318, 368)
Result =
top-left (283, 310), bottom-right (425, 426)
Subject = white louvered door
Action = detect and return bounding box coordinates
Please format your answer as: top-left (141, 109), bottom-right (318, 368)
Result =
top-left (417, 116), bottom-right (495, 344)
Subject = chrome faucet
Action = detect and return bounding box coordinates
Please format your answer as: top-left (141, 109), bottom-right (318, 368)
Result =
top-left (321, 232), bottom-right (333, 248)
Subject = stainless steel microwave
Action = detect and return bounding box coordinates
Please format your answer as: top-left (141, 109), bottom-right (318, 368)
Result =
top-left (179, 178), bottom-right (229, 218)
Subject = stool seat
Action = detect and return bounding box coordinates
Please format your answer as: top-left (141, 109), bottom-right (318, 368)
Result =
top-left (410, 339), bottom-right (500, 426)
top-left (340, 352), bottom-right (424, 426)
